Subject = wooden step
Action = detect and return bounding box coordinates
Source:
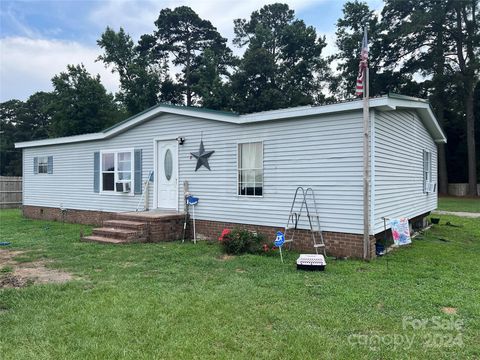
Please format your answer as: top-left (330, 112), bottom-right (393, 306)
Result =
top-left (91, 227), bottom-right (147, 243)
top-left (81, 235), bottom-right (130, 244)
top-left (103, 219), bottom-right (147, 230)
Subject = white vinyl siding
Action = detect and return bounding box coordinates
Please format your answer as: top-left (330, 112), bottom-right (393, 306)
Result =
top-left (372, 110), bottom-right (437, 234)
top-left (23, 110), bottom-right (365, 234)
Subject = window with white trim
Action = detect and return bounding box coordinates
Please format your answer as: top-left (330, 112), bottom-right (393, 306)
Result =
top-left (37, 156), bottom-right (48, 174)
top-left (101, 150), bottom-right (133, 193)
top-left (423, 150), bottom-right (432, 193)
top-left (238, 142), bottom-right (263, 196)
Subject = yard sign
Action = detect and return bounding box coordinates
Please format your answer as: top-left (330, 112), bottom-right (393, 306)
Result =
top-left (390, 218), bottom-right (412, 246)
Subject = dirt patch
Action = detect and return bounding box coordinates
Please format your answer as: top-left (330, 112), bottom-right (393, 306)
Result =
top-left (217, 254), bottom-right (235, 261)
top-left (0, 274), bottom-right (28, 288)
top-left (441, 307), bottom-right (457, 315)
top-left (0, 249), bottom-right (73, 288)
top-left (356, 267), bottom-right (369, 272)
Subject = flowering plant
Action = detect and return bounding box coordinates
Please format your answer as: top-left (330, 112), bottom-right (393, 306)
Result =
top-left (218, 227), bottom-right (266, 255)
top-left (218, 228), bottom-right (231, 242)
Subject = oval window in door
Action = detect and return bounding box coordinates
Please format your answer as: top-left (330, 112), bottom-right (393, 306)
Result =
top-left (164, 149), bottom-right (173, 181)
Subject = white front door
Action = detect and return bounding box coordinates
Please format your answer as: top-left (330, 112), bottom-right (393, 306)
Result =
top-left (157, 140), bottom-right (178, 209)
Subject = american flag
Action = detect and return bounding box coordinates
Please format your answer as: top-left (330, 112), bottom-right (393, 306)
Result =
top-left (355, 28), bottom-right (368, 97)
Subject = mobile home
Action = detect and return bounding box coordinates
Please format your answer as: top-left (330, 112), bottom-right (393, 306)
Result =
top-left (15, 94), bottom-right (446, 258)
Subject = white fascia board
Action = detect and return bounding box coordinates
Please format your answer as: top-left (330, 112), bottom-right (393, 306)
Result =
top-left (15, 132), bottom-right (104, 148)
top-left (15, 106), bottom-right (240, 149)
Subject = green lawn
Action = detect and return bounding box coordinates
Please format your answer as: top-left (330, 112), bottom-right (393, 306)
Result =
top-left (0, 209), bottom-right (479, 359)
top-left (438, 196), bottom-right (480, 213)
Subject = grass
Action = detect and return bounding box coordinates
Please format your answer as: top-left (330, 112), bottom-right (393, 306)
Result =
top-left (438, 196), bottom-right (480, 213)
top-left (0, 209), bottom-right (479, 359)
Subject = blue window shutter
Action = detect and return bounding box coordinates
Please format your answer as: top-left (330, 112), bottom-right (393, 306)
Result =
top-left (33, 157), bottom-right (38, 174)
top-left (47, 156), bottom-right (53, 174)
top-left (422, 150), bottom-right (426, 193)
top-left (134, 149), bottom-right (142, 194)
top-left (94, 152), bottom-right (100, 193)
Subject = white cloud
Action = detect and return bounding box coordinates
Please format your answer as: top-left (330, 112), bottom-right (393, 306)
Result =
top-left (1, 0), bottom-right (385, 102)
top-left (0, 37), bottom-right (119, 101)
top-left (89, 0), bottom-right (324, 53)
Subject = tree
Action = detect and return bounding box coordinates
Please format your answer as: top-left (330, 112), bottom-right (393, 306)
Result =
top-left (191, 48), bottom-right (233, 110)
top-left (332, 1), bottom-right (419, 100)
top-left (231, 3), bottom-right (328, 113)
top-left (142, 6), bottom-right (232, 106)
top-left (49, 64), bottom-right (123, 137)
top-left (0, 100), bottom-right (24, 175)
top-left (381, 0), bottom-right (457, 194)
top-left (97, 27), bottom-right (172, 115)
top-left (0, 93), bottom-right (53, 175)
top-left (382, 0), bottom-right (479, 195)
top-left (452, 0), bottom-right (479, 195)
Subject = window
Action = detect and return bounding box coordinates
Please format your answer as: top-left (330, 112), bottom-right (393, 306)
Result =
top-left (238, 142), bottom-right (263, 196)
top-left (101, 150), bottom-right (133, 193)
top-left (34, 156), bottom-right (52, 174)
top-left (423, 150), bottom-right (432, 193)
top-left (38, 156), bottom-right (48, 174)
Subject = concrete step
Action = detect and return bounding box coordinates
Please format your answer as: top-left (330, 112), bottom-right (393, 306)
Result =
top-left (92, 227), bottom-right (142, 241)
top-left (103, 219), bottom-right (147, 230)
top-left (81, 235), bottom-right (130, 244)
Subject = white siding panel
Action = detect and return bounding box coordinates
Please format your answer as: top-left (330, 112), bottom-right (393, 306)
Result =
top-left (373, 110), bottom-right (437, 234)
top-left (23, 111), bottom-right (365, 233)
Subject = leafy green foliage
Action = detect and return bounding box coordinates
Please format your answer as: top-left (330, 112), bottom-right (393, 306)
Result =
top-left (332, 1), bottom-right (418, 99)
top-left (219, 228), bottom-right (266, 255)
top-left (97, 27), bottom-right (180, 115)
top-left (142, 6), bottom-right (233, 106)
top-left (49, 64), bottom-right (124, 137)
top-left (0, 93), bottom-right (52, 175)
top-left (231, 3), bottom-right (329, 113)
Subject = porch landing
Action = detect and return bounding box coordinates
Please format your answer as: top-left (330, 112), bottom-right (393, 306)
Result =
top-left (81, 210), bottom-right (187, 244)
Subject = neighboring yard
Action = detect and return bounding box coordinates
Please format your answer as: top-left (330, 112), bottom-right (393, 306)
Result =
top-left (0, 209), bottom-right (479, 359)
top-left (438, 196), bottom-right (480, 213)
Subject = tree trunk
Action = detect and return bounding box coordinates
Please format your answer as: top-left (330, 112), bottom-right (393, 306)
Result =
top-left (438, 143), bottom-right (449, 194)
top-left (466, 87), bottom-right (477, 195)
top-left (186, 59), bottom-right (191, 106)
top-left (186, 40), bottom-right (192, 106)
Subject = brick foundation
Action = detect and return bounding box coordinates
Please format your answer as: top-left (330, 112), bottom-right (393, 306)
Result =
top-left (23, 205), bottom-right (379, 258)
top-left (22, 205), bottom-right (115, 226)
top-left (192, 219), bottom-right (376, 259)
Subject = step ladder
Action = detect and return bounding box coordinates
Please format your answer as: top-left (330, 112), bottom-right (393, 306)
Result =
top-left (284, 187), bottom-right (326, 256)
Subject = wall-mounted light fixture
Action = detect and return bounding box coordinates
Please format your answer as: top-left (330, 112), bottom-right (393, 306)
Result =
top-left (176, 137), bottom-right (185, 145)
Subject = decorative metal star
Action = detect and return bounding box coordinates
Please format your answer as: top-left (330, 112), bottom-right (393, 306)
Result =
top-left (191, 140), bottom-right (215, 171)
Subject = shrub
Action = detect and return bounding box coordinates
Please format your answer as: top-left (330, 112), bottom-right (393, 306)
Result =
top-left (218, 227), bottom-right (266, 255)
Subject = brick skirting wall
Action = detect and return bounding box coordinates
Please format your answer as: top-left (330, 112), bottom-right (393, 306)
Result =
top-left (22, 205), bottom-right (186, 242)
top-left (192, 219), bottom-right (376, 259)
top-left (22, 205), bottom-right (115, 226)
top-left (23, 205), bottom-right (389, 258)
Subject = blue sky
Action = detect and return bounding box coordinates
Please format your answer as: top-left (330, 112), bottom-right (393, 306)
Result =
top-left (0, 0), bottom-right (383, 102)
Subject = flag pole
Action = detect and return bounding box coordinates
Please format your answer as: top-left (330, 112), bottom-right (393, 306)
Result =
top-left (362, 39), bottom-right (370, 260)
